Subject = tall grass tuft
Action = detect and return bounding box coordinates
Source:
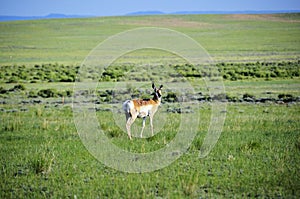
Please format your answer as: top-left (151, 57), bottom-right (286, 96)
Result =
top-left (28, 142), bottom-right (55, 175)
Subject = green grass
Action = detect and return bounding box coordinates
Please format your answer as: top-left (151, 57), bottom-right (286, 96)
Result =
top-left (0, 14), bottom-right (300, 65)
top-left (1, 13), bottom-right (300, 198)
top-left (1, 60), bottom-right (299, 83)
top-left (0, 103), bottom-right (299, 198)
top-left (225, 78), bottom-right (300, 99)
top-left (0, 77), bottom-right (299, 108)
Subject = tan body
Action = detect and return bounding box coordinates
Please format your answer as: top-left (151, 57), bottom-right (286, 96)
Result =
top-left (122, 83), bottom-right (163, 139)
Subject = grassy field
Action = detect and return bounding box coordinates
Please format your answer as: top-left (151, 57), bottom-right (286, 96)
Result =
top-left (0, 14), bottom-right (300, 65)
top-left (0, 13), bottom-right (300, 198)
top-left (0, 103), bottom-right (299, 198)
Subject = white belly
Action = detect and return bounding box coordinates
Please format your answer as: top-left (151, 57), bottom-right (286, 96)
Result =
top-left (138, 105), bottom-right (152, 118)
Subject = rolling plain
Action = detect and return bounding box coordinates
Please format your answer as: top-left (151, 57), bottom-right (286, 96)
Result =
top-left (0, 13), bottom-right (300, 198)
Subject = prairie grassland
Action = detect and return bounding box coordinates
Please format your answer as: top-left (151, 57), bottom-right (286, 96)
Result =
top-left (0, 14), bottom-right (299, 65)
top-left (0, 13), bottom-right (300, 198)
top-left (0, 103), bottom-right (299, 198)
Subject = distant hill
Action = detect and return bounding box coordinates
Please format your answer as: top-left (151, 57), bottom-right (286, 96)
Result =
top-left (126, 11), bottom-right (165, 16)
top-left (126, 10), bottom-right (300, 16)
top-left (1, 10), bottom-right (300, 21)
top-left (171, 10), bottom-right (300, 15)
top-left (0, 13), bottom-right (93, 22)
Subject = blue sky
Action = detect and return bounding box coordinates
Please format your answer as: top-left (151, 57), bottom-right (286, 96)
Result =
top-left (1, 0), bottom-right (300, 16)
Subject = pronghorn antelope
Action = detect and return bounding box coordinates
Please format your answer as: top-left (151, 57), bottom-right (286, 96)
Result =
top-left (122, 83), bottom-right (163, 139)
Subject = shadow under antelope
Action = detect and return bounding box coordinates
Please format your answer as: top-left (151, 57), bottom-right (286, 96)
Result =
top-left (122, 83), bottom-right (163, 140)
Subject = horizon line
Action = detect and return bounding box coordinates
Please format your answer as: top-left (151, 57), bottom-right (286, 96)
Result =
top-left (0, 9), bottom-right (299, 21)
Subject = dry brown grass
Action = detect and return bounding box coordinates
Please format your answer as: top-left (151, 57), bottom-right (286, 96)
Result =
top-left (120, 17), bottom-right (220, 28)
top-left (225, 14), bottom-right (300, 23)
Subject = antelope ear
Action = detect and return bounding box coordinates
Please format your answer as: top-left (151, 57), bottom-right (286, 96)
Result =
top-left (159, 85), bottom-right (163, 89)
top-left (152, 83), bottom-right (156, 90)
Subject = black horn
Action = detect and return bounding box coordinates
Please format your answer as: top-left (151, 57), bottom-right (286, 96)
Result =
top-left (152, 83), bottom-right (156, 90)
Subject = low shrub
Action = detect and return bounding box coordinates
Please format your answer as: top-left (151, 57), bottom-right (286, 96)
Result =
top-left (0, 87), bottom-right (8, 94)
top-left (10, 84), bottom-right (26, 91)
top-left (243, 93), bottom-right (255, 99)
top-left (37, 89), bottom-right (58, 98)
top-left (164, 91), bottom-right (179, 103)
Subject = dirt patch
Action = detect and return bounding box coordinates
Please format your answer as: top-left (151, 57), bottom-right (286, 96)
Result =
top-left (225, 14), bottom-right (300, 23)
